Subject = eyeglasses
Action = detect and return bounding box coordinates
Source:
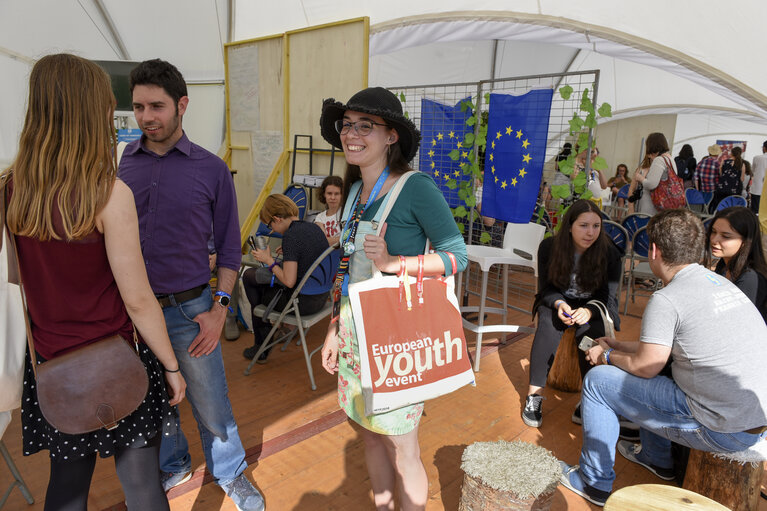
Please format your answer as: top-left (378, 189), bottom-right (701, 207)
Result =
top-left (334, 119), bottom-right (387, 136)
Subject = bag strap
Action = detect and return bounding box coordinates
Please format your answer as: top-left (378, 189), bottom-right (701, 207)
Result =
top-left (373, 171), bottom-right (416, 234)
top-left (661, 154), bottom-right (677, 179)
top-left (0, 178), bottom-right (38, 375)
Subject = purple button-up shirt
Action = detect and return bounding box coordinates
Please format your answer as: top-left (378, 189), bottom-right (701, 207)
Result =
top-left (119, 133), bottom-right (240, 294)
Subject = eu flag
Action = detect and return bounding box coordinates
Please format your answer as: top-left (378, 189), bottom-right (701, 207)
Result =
top-left (419, 97), bottom-right (473, 207)
top-left (482, 90), bottom-right (553, 223)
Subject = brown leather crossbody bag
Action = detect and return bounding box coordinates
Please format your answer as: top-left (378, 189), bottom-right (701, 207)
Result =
top-left (2, 179), bottom-right (149, 435)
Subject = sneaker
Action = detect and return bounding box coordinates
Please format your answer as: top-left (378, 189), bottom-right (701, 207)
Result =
top-left (522, 394), bottom-right (544, 427)
top-left (571, 401), bottom-right (582, 425)
top-left (220, 474), bottom-right (265, 511)
top-left (616, 440), bottom-right (675, 481)
top-left (559, 462), bottom-right (610, 507)
top-left (161, 470), bottom-right (192, 492)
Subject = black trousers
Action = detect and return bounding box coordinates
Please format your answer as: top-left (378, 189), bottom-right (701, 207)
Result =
top-left (45, 435), bottom-right (167, 511)
top-left (528, 301), bottom-right (607, 388)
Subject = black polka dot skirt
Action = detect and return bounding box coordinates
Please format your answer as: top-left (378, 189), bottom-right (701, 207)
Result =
top-left (21, 343), bottom-right (173, 460)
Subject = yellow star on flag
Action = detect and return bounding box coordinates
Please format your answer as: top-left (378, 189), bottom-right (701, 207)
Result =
top-left (501, 180), bottom-right (508, 189)
top-left (428, 149), bottom-right (435, 157)
top-left (491, 165), bottom-right (496, 174)
top-left (496, 131), bottom-right (502, 140)
top-left (430, 161), bottom-right (435, 169)
top-left (491, 140), bottom-right (496, 150)
top-left (443, 172), bottom-right (450, 179)
top-left (511, 177), bottom-right (518, 186)
top-left (433, 169), bottom-right (439, 177)
top-left (437, 133), bottom-right (444, 141)
top-left (519, 168), bottom-right (527, 178)
top-left (448, 131), bottom-right (454, 138)
top-left (522, 139), bottom-right (530, 149)
top-left (461, 151), bottom-right (468, 159)
top-left (489, 153), bottom-right (494, 162)
top-left (453, 169), bottom-right (460, 177)
top-left (494, 176), bottom-right (499, 183)
top-left (505, 126), bottom-right (513, 135)
top-left (522, 153), bottom-right (532, 164)
top-left (516, 129), bottom-right (523, 139)
top-left (431, 138), bottom-right (437, 146)
top-left (456, 141), bottom-right (462, 148)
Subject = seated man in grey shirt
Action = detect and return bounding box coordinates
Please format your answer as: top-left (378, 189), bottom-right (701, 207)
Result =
top-left (558, 208), bottom-right (767, 507)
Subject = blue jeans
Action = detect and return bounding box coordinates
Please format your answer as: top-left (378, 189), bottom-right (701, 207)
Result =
top-left (579, 365), bottom-right (763, 492)
top-left (159, 287), bottom-right (247, 485)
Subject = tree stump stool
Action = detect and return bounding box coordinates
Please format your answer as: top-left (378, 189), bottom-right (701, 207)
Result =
top-left (547, 327), bottom-right (581, 392)
top-left (682, 448), bottom-right (764, 511)
top-left (604, 483), bottom-right (729, 510)
top-left (459, 441), bottom-right (560, 511)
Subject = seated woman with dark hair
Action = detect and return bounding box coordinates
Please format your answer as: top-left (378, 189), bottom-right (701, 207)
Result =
top-left (314, 175), bottom-right (344, 247)
top-left (522, 199), bottom-right (622, 428)
top-left (242, 194), bottom-right (329, 362)
top-left (705, 206), bottom-right (767, 322)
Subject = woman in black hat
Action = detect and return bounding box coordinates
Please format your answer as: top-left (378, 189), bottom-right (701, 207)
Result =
top-left (319, 87), bottom-right (467, 510)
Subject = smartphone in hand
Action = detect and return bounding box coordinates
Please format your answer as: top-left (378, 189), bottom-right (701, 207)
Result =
top-left (578, 335), bottom-right (596, 352)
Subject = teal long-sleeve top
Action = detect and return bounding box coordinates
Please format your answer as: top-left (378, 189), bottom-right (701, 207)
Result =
top-left (361, 172), bottom-right (467, 275)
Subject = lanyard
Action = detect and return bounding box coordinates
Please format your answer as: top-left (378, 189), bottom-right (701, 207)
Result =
top-left (331, 167), bottom-right (390, 321)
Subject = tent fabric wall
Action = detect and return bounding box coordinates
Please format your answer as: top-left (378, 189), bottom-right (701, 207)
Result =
top-left (3, 1), bottom-right (767, 167)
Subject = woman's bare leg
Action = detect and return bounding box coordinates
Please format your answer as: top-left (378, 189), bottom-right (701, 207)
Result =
top-left (360, 427), bottom-right (396, 511)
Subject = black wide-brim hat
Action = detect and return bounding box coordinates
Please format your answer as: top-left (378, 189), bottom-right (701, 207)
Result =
top-left (320, 87), bottom-right (421, 163)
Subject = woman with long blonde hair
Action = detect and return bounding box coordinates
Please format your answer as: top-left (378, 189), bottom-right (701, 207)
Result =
top-left (3, 53), bottom-right (185, 510)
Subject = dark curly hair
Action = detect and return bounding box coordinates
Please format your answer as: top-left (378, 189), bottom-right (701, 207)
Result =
top-left (318, 175), bottom-right (343, 205)
top-left (548, 200), bottom-right (611, 293)
top-left (129, 59), bottom-right (187, 110)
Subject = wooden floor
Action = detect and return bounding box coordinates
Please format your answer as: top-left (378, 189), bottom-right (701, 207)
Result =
top-left (1, 271), bottom-right (765, 510)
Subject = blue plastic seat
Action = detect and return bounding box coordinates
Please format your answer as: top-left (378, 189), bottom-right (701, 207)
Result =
top-left (716, 195), bottom-right (747, 211)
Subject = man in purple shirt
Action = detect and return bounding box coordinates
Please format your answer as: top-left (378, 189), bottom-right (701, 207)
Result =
top-left (119, 59), bottom-right (264, 511)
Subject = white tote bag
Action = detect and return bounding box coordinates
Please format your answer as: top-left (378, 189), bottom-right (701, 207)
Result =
top-left (0, 233), bottom-right (26, 413)
top-left (586, 299), bottom-right (615, 338)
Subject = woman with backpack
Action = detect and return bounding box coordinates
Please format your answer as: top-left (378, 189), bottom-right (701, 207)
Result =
top-left (674, 144), bottom-right (697, 189)
top-left (710, 146), bottom-right (746, 211)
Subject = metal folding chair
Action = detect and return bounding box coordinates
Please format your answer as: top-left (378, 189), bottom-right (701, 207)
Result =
top-left (623, 226), bottom-right (662, 315)
top-left (602, 220), bottom-right (629, 311)
top-left (685, 188), bottom-right (713, 215)
top-left (244, 244), bottom-right (341, 390)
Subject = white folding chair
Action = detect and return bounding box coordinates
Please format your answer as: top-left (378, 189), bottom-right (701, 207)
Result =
top-left (457, 222), bottom-right (544, 371)
top-left (244, 244), bottom-right (340, 390)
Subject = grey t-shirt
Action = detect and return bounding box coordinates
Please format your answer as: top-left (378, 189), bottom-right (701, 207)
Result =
top-left (641, 264), bottom-right (767, 432)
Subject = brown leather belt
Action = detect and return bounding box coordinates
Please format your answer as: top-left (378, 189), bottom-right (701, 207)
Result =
top-left (745, 425), bottom-right (767, 435)
top-left (155, 284), bottom-right (207, 308)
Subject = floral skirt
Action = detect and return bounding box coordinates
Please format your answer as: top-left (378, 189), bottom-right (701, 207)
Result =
top-left (21, 343), bottom-right (172, 460)
top-left (337, 296), bottom-right (423, 435)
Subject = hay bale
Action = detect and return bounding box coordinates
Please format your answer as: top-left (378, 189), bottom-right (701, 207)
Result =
top-left (459, 441), bottom-right (561, 511)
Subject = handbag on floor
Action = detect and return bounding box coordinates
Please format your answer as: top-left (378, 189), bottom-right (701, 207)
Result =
top-left (347, 172), bottom-right (474, 415)
top-left (2, 178), bottom-right (149, 435)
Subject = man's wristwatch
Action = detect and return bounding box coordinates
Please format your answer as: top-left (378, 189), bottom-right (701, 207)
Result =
top-left (213, 291), bottom-right (231, 308)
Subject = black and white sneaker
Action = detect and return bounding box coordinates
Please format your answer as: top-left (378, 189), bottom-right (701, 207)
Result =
top-left (617, 440), bottom-right (675, 481)
top-left (522, 394), bottom-right (544, 427)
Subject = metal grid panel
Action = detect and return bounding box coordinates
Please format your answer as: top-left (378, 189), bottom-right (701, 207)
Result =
top-left (389, 70), bottom-right (599, 248)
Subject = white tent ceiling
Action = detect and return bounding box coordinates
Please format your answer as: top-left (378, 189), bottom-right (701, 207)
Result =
top-left (2, 0), bottom-right (767, 167)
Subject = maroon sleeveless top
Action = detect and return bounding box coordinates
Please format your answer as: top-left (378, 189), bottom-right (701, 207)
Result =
top-left (11, 187), bottom-right (133, 360)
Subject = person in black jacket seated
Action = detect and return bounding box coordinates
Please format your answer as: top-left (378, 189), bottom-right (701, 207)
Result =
top-left (522, 199), bottom-right (622, 428)
top-left (242, 194), bottom-right (329, 362)
top-left (705, 206), bottom-right (767, 322)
